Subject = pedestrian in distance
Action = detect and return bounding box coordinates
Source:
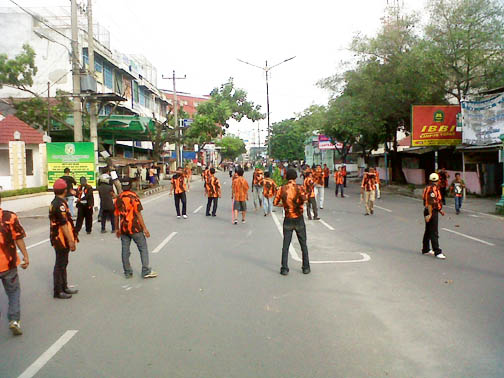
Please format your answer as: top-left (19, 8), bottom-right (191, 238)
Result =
top-left (375, 167), bottom-right (381, 199)
top-left (60, 168), bottom-right (77, 219)
top-left (449, 173), bottom-right (466, 215)
top-left (114, 178), bottom-right (158, 279)
top-left (274, 168), bottom-right (310, 276)
top-left (0, 194), bottom-right (29, 335)
top-left (334, 166), bottom-right (345, 198)
top-left (422, 173), bottom-right (446, 259)
top-left (313, 165), bottom-right (325, 209)
top-left (303, 169), bottom-right (320, 220)
top-left (361, 168), bottom-right (377, 215)
top-left (231, 167), bottom-right (249, 224)
top-left (170, 167), bottom-right (188, 219)
top-left (438, 167), bottom-right (450, 205)
top-left (342, 165), bottom-right (347, 187)
top-left (50, 179), bottom-right (79, 299)
top-left (205, 168), bottom-right (221, 217)
top-left (75, 177), bottom-right (94, 235)
top-left (98, 174), bottom-right (116, 233)
top-left (323, 164), bottom-right (330, 188)
top-left (262, 171), bottom-right (277, 216)
top-left (251, 167), bottom-right (264, 211)
top-left (184, 165), bottom-right (192, 191)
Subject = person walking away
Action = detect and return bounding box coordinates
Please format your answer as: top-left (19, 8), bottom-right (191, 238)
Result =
top-left (205, 168), bottom-right (221, 217)
top-left (251, 168), bottom-right (264, 211)
top-left (361, 168), bottom-right (377, 215)
top-left (313, 165), bottom-right (325, 209)
top-left (0, 195), bottom-right (29, 335)
top-left (323, 164), bottom-right (330, 188)
top-left (422, 173), bottom-right (446, 259)
top-left (375, 167), bottom-right (381, 199)
top-left (114, 179), bottom-right (158, 278)
top-left (303, 169), bottom-right (319, 220)
top-left (98, 175), bottom-right (116, 233)
top-left (342, 165), bottom-right (347, 187)
top-left (334, 167), bottom-right (345, 197)
top-left (438, 167), bottom-right (449, 205)
top-left (449, 172), bottom-right (466, 215)
top-left (262, 171), bottom-right (277, 216)
top-left (170, 167), bottom-right (188, 219)
top-left (149, 165), bottom-right (157, 187)
top-left (184, 165), bottom-right (192, 191)
top-left (75, 177), bottom-right (94, 235)
top-left (50, 179), bottom-right (79, 299)
top-left (60, 168), bottom-right (77, 219)
top-left (229, 164), bottom-right (233, 178)
top-left (232, 168), bottom-right (249, 224)
top-left (274, 168), bottom-right (310, 275)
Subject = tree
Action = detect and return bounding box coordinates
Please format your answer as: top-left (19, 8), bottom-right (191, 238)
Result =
top-left (0, 44), bottom-right (37, 94)
top-left (424, 0), bottom-right (504, 102)
top-left (269, 119), bottom-right (307, 161)
top-left (217, 135), bottom-right (246, 162)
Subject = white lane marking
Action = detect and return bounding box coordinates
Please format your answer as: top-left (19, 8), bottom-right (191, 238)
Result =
top-left (442, 228), bottom-right (495, 246)
top-left (319, 219), bottom-right (335, 231)
top-left (270, 213), bottom-right (370, 264)
top-left (469, 214), bottom-right (480, 218)
top-left (18, 330), bottom-right (78, 378)
top-left (152, 232), bottom-right (178, 254)
top-left (374, 205), bottom-right (392, 213)
top-left (193, 205), bottom-right (203, 214)
top-left (26, 238), bottom-right (50, 250)
top-left (143, 192), bottom-right (170, 205)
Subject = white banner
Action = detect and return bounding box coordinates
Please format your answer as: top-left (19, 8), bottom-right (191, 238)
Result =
top-left (461, 93), bottom-right (504, 145)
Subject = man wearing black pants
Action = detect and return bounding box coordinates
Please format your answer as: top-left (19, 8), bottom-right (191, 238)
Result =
top-left (205, 168), bottom-right (221, 216)
top-left (75, 177), bottom-right (94, 235)
top-left (422, 173), bottom-right (446, 259)
top-left (98, 176), bottom-right (115, 233)
top-left (171, 167), bottom-right (188, 219)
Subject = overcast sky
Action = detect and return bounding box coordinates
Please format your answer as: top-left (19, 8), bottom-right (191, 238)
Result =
top-left (1, 0), bottom-right (429, 142)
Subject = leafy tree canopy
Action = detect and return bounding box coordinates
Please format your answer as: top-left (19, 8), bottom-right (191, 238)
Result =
top-left (217, 135), bottom-right (246, 162)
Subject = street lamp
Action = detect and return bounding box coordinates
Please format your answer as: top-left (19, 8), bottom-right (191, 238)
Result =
top-left (496, 134), bottom-right (504, 214)
top-left (237, 56), bottom-right (296, 158)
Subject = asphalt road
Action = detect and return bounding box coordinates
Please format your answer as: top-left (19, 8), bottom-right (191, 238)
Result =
top-left (1, 171), bottom-right (503, 378)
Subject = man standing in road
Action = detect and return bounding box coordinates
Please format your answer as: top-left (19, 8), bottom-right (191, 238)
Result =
top-left (438, 167), bottom-right (450, 205)
top-left (232, 167), bottom-right (249, 224)
top-left (323, 164), bottom-right (330, 188)
top-left (205, 168), bottom-right (221, 217)
top-left (251, 167), bottom-right (264, 211)
top-left (115, 179), bottom-right (158, 279)
top-left (274, 168), bottom-right (310, 276)
top-left (60, 168), bottom-right (77, 219)
top-left (334, 166), bottom-right (345, 198)
top-left (98, 174), bottom-right (116, 233)
top-left (262, 171), bottom-right (277, 217)
top-left (313, 165), bottom-right (325, 209)
top-left (422, 173), bottom-right (446, 259)
top-left (170, 167), bottom-right (188, 219)
top-left (303, 169), bottom-right (319, 220)
top-left (449, 172), bottom-right (466, 215)
top-left (361, 168), bottom-right (377, 215)
top-left (50, 179), bottom-right (79, 299)
top-left (0, 194), bottom-right (29, 335)
top-left (75, 177), bottom-right (94, 235)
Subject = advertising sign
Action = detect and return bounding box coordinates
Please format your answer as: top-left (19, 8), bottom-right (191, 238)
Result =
top-left (411, 105), bottom-right (462, 146)
top-left (461, 93), bottom-right (504, 145)
top-left (47, 142), bottom-right (96, 188)
top-left (318, 135), bottom-right (335, 150)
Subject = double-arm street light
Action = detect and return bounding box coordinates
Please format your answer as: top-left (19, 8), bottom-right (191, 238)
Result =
top-left (237, 56), bottom-right (296, 158)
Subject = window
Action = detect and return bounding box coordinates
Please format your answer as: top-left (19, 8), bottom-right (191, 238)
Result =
top-left (0, 150), bottom-right (9, 175)
top-left (95, 55), bottom-right (103, 73)
top-left (115, 73), bottom-right (123, 94)
top-left (133, 81), bottom-right (139, 103)
top-left (104, 63), bottom-right (113, 89)
top-left (26, 149), bottom-right (33, 176)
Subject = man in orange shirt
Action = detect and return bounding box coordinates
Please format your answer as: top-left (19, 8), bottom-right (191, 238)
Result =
top-left (274, 168), bottom-right (310, 275)
top-left (323, 164), bottom-right (330, 188)
top-left (313, 165), bottom-right (325, 209)
top-left (251, 167), bottom-right (265, 211)
top-left (171, 167), bottom-right (188, 219)
top-left (232, 167), bottom-right (249, 224)
top-left (361, 168), bottom-right (377, 215)
top-left (0, 194), bottom-right (29, 335)
top-left (422, 173), bottom-right (446, 259)
top-left (184, 165), bottom-right (192, 191)
top-left (262, 171), bottom-right (277, 216)
top-left (334, 166), bottom-right (345, 198)
top-left (303, 169), bottom-right (319, 220)
top-left (205, 168), bottom-right (221, 217)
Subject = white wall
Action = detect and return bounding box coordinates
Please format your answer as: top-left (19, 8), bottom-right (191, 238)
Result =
top-left (0, 143), bottom-right (45, 190)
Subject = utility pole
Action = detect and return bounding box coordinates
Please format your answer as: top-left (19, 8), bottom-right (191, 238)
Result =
top-left (87, 0), bottom-right (98, 166)
top-left (47, 81), bottom-right (51, 137)
top-left (162, 71), bottom-right (186, 167)
top-left (71, 0), bottom-right (83, 142)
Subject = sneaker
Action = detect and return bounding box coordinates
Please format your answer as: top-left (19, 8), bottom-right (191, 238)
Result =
top-left (370, 209), bottom-right (374, 215)
top-left (183, 215), bottom-right (188, 219)
top-left (143, 271), bottom-right (158, 279)
top-left (242, 220), bottom-right (246, 224)
top-left (280, 268), bottom-right (289, 276)
top-left (124, 272), bottom-right (133, 279)
top-left (9, 320), bottom-right (22, 336)
top-left (302, 267), bottom-right (311, 274)
top-left (314, 217), bottom-right (321, 220)
top-left (436, 253), bottom-right (446, 260)
top-left (101, 230), bottom-right (107, 234)
top-left (233, 220), bottom-right (238, 225)
top-left (177, 216), bottom-right (181, 219)
top-left (422, 250), bottom-right (435, 256)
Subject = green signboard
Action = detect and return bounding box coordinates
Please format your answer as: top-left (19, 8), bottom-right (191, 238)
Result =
top-left (47, 142), bottom-right (96, 188)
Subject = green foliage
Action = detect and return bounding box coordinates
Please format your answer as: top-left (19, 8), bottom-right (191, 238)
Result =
top-left (217, 135), bottom-right (246, 161)
top-left (0, 186), bottom-right (48, 198)
top-left (272, 167), bottom-right (287, 187)
top-left (269, 119), bottom-right (309, 161)
top-left (0, 44), bottom-right (37, 91)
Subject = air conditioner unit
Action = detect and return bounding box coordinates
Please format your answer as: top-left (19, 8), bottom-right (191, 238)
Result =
top-left (81, 75), bottom-right (97, 93)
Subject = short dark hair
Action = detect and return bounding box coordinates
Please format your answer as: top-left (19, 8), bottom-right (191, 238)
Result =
top-left (54, 188), bottom-right (66, 195)
top-left (210, 168), bottom-right (215, 174)
top-left (364, 168), bottom-right (369, 173)
top-left (264, 171), bottom-right (270, 178)
top-left (237, 168), bottom-right (244, 176)
top-left (286, 168), bottom-right (297, 180)
top-left (64, 168), bottom-right (70, 174)
top-left (455, 172), bottom-right (461, 177)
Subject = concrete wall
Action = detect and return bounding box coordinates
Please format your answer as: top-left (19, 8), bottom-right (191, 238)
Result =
top-left (0, 143), bottom-right (45, 190)
top-left (402, 168), bottom-right (425, 185)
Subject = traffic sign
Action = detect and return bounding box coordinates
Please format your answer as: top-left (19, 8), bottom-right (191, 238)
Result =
top-left (183, 119), bottom-right (193, 127)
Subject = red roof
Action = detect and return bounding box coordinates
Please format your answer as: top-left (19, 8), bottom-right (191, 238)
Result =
top-left (0, 115), bottom-right (44, 144)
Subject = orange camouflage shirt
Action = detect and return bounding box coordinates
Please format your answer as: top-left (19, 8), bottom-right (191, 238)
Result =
top-left (232, 176), bottom-right (249, 202)
top-left (0, 209), bottom-right (26, 272)
top-left (303, 176), bottom-right (316, 198)
top-left (252, 170), bottom-right (264, 186)
top-left (206, 175), bottom-right (221, 198)
top-left (171, 174), bottom-right (187, 194)
top-left (361, 173), bottom-right (376, 191)
top-left (323, 167), bottom-right (330, 178)
top-left (313, 167), bottom-right (324, 186)
top-left (423, 184), bottom-right (443, 211)
top-left (49, 196), bottom-right (78, 250)
top-left (334, 171), bottom-right (344, 185)
top-left (262, 178), bottom-right (277, 199)
top-left (114, 190), bottom-right (144, 235)
top-left (274, 180), bottom-right (308, 219)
